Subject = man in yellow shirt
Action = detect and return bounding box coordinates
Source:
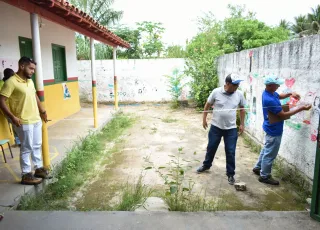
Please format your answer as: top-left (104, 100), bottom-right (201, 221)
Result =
top-left (0, 57), bottom-right (49, 185)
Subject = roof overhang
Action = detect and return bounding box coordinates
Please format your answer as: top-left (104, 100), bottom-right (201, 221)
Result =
top-left (1, 0), bottom-right (130, 48)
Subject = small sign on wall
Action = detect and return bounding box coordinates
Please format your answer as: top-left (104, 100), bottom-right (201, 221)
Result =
top-left (62, 83), bottom-right (71, 100)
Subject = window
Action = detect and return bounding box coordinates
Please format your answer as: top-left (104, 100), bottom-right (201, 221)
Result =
top-left (52, 44), bottom-right (67, 82)
top-left (19, 37), bottom-right (36, 86)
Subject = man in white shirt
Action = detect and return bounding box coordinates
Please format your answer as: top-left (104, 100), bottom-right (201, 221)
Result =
top-left (197, 74), bottom-right (246, 185)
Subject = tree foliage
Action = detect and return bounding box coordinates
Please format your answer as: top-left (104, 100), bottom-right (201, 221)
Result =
top-left (185, 4), bottom-right (290, 107)
top-left (70, 0), bottom-right (123, 26)
top-left (291, 5), bottom-right (320, 37)
top-left (137, 21), bottom-right (165, 57)
top-left (165, 45), bottom-right (186, 58)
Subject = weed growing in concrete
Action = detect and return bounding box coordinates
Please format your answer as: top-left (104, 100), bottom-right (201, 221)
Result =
top-left (161, 117), bottom-right (178, 123)
top-left (113, 174), bottom-right (153, 211)
top-left (18, 112), bottom-right (135, 210)
top-left (150, 127), bottom-right (157, 134)
top-left (146, 147), bottom-right (218, 211)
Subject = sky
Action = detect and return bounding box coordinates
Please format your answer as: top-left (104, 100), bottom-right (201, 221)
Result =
top-left (113, 0), bottom-right (319, 46)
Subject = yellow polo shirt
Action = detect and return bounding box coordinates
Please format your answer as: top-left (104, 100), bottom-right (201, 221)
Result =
top-left (0, 74), bottom-right (40, 124)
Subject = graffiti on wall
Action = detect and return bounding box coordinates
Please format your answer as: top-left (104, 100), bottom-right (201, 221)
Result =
top-left (77, 59), bottom-right (190, 102)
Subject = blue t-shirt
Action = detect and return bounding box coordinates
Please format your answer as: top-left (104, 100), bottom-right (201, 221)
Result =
top-left (262, 90), bottom-right (283, 136)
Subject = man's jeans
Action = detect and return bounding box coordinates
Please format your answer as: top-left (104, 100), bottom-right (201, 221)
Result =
top-left (254, 133), bottom-right (282, 178)
top-left (203, 125), bottom-right (238, 176)
top-left (13, 121), bottom-right (43, 175)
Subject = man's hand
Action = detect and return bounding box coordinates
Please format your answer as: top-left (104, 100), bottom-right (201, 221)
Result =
top-left (40, 111), bottom-right (48, 122)
top-left (203, 119), bottom-right (208, 130)
top-left (238, 124), bottom-right (244, 135)
top-left (11, 116), bottom-right (21, 127)
top-left (301, 104), bottom-right (312, 111)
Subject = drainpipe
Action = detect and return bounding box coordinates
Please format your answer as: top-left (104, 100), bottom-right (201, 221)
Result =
top-left (90, 38), bottom-right (98, 128)
top-left (311, 113), bottom-right (320, 222)
top-left (30, 13), bottom-right (50, 169)
top-left (113, 47), bottom-right (118, 110)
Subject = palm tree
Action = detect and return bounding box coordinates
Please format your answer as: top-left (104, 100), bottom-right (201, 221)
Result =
top-left (279, 19), bottom-right (291, 30)
top-left (291, 15), bottom-right (309, 37)
top-left (307, 5), bottom-right (320, 34)
top-left (70, 0), bottom-right (123, 27)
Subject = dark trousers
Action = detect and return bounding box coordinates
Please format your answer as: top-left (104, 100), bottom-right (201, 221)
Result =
top-left (203, 125), bottom-right (238, 176)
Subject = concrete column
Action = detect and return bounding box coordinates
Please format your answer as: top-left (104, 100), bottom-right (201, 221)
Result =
top-left (90, 38), bottom-right (98, 128)
top-left (113, 47), bottom-right (118, 110)
top-left (30, 13), bottom-right (50, 169)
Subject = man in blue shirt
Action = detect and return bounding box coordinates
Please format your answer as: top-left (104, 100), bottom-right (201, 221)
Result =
top-left (253, 76), bottom-right (311, 185)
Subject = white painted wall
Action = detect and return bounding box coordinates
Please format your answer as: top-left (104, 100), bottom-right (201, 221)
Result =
top-left (0, 1), bottom-right (77, 80)
top-left (78, 59), bottom-right (191, 102)
top-left (217, 35), bottom-right (320, 179)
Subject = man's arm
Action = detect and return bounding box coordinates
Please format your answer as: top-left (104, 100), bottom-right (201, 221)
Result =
top-left (279, 92), bottom-right (301, 100)
top-left (203, 102), bottom-right (212, 129)
top-left (277, 104), bottom-right (311, 119)
top-left (36, 94), bottom-right (48, 122)
top-left (0, 95), bottom-right (21, 126)
top-left (239, 105), bottom-right (245, 134)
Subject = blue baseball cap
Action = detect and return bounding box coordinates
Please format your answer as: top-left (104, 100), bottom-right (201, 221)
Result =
top-left (264, 75), bottom-right (284, 85)
top-left (225, 73), bottom-right (244, 85)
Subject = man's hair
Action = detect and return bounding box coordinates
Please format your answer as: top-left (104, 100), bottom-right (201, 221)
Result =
top-left (225, 74), bottom-right (233, 83)
top-left (18, 56), bottom-right (37, 67)
top-left (3, 68), bottom-right (15, 81)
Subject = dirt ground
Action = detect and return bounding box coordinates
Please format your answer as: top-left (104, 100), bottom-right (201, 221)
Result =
top-left (73, 104), bottom-right (307, 211)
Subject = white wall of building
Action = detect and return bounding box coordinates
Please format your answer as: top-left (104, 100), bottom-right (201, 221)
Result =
top-left (217, 35), bottom-right (320, 179)
top-left (78, 58), bottom-right (191, 102)
top-left (0, 1), bottom-right (77, 80)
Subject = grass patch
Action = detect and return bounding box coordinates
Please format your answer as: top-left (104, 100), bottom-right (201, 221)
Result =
top-left (113, 175), bottom-right (153, 211)
top-left (164, 190), bottom-right (218, 212)
top-left (273, 157), bottom-right (311, 201)
top-left (150, 127), bottom-right (157, 134)
top-left (242, 133), bottom-right (262, 154)
top-left (161, 117), bottom-right (178, 123)
top-left (18, 112), bottom-right (135, 210)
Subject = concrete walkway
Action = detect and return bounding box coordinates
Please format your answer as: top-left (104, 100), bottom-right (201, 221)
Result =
top-left (0, 211), bottom-right (319, 229)
top-left (0, 107), bottom-right (114, 213)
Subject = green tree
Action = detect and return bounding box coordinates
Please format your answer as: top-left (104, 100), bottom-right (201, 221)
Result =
top-left (279, 19), bottom-right (291, 30)
top-left (71, 0), bottom-right (123, 60)
top-left (307, 5), bottom-right (320, 34)
top-left (165, 45), bottom-right (186, 58)
top-left (70, 0), bottom-right (123, 26)
top-left (112, 26), bottom-right (142, 59)
top-left (185, 4), bottom-right (290, 107)
top-left (137, 21), bottom-right (165, 57)
top-left (75, 34), bottom-right (113, 60)
top-left (291, 15), bottom-right (310, 36)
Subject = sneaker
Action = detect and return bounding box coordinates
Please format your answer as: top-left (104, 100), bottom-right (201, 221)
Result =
top-left (252, 168), bottom-right (260, 175)
top-left (34, 167), bottom-right (52, 179)
top-left (258, 176), bottom-right (279, 185)
top-left (21, 173), bottom-right (42, 185)
top-left (196, 165), bottom-right (210, 173)
top-left (228, 176), bottom-right (235, 185)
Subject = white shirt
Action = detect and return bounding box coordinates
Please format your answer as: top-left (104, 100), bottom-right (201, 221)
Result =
top-left (207, 86), bottom-right (246, 130)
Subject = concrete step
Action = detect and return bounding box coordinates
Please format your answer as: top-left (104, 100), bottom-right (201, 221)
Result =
top-left (0, 211), bottom-right (319, 230)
